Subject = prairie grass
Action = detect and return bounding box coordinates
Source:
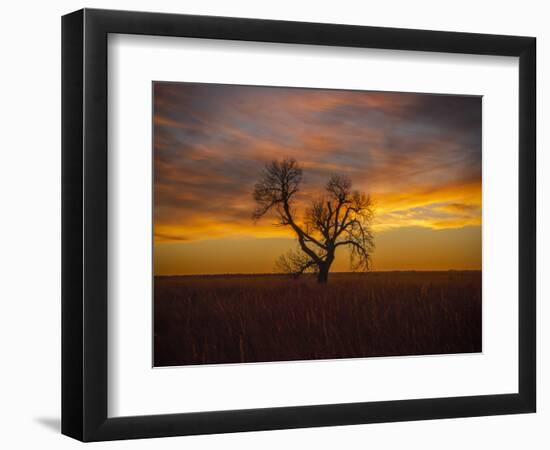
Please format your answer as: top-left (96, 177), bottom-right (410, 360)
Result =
top-left (154, 271), bottom-right (481, 366)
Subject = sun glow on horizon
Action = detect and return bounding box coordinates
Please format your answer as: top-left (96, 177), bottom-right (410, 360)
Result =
top-left (153, 83), bottom-right (481, 275)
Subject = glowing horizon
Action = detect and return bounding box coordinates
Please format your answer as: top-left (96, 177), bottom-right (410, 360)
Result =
top-left (153, 82), bottom-right (481, 275)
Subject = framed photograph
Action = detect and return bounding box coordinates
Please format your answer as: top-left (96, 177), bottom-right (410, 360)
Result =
top-left (62, 8), bottom-right (536, 441)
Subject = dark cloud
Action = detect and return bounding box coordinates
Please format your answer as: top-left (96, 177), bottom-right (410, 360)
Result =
top-left (153, 82), bottom-right (481, 241)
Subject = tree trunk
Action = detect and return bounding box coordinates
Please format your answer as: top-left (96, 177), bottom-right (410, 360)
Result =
top-left (317, 263), bottom-right (329, 284)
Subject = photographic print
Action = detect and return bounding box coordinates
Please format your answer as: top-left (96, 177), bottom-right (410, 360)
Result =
top-left (153, 82), bottom-right (482, 367)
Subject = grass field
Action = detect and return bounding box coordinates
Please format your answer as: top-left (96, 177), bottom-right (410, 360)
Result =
top-left (154, 271), bottom-right (481, 366)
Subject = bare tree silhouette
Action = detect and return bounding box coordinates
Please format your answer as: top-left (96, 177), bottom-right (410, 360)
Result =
top-left (253, 158), bottom-right (375, 283)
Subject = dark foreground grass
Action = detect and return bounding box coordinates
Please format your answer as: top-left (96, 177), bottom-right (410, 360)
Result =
top-left (154, 271), bottom-right (481, 366)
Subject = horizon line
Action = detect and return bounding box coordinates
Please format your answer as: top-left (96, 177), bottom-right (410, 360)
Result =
top-left (155, 269), bottom-right (482, 278)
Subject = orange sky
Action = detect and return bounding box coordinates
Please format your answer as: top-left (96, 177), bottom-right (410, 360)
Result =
top-left (153, 83), bottom-right (482, 275)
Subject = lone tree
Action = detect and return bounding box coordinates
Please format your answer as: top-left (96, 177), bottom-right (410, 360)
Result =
top-left (252, 158), bottom-right (375, 283)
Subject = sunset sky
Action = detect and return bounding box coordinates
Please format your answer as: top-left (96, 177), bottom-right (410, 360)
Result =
top-left (153, 82), bottom-right (481, 275)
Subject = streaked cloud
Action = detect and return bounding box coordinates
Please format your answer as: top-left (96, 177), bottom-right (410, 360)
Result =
top-left (153, 82), bottom-right (481, 273)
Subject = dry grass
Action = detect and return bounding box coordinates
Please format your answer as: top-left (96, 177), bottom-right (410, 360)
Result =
top-left (154, 271), bottom-right (481, 366)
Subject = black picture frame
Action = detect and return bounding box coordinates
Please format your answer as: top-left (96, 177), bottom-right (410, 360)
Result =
top-left (62, 8), bottom-right (536, 442)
